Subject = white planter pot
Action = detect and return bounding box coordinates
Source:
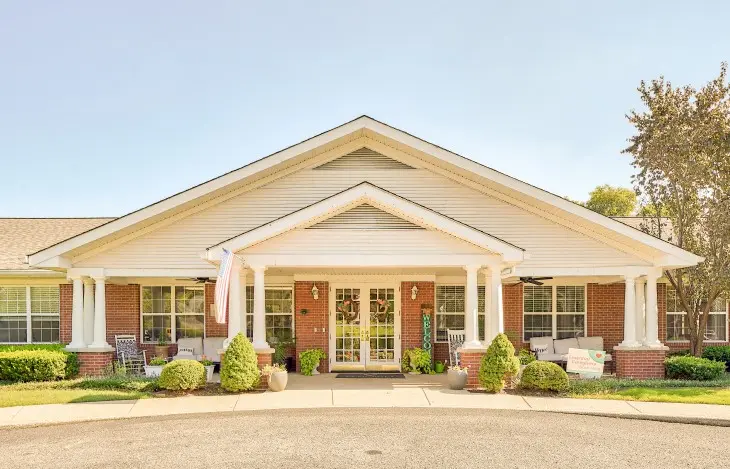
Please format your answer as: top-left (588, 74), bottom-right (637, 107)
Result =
top-left (447, 369), bottom-right (468, 390)
top-left (144, 365), bottom-right (164, 378)
top-left (205, 365), bottom-right (215, 383)
top-left (268, 371), bottom-right (288, 392)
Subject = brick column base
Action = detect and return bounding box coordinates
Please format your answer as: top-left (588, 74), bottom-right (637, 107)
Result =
top-left (458, 347), bottom-right (488, 390)
top-left (256, 348), bottom-right (275, 392)
top-left (613, 346), bottom-right (669, 379)
top-left (77, 351), bottom-right (115, 376)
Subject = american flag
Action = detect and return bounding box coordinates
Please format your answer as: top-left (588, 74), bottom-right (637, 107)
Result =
top-left (214, 248), bottom-right (234, 324)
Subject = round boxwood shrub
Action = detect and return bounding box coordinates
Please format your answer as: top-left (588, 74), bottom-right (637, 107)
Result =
top-left (664, 355), bottom-right (725, 381)
top-left (702, 346), bottom-right (730, 371)
top-left (478, 333), bottom-right (520, 393)
top-left (158, 359), bottom-right (206, 391)
top-left (518, 361), bottom-right (569, 392)
top-left (220, 333), bottom-right (260, 392)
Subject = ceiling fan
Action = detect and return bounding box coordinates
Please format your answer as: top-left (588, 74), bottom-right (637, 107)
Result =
top-left (517, 276), bottom-right (553, 286)
top-left (174, 277), bottom-right (215, 284)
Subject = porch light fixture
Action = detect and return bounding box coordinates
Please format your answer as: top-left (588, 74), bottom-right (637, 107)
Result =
top-left (311, 284), bottom-right (319, 300)
top-left (411, 285), bottom-right (418, 300)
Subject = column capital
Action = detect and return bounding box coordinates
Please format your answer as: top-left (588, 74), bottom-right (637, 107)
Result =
top-left (82, 276), bottom-right (95, 285)
top-left (250, 264), bottom-right (268, 273)
top-left (67, 273), bottom-right (84, 281)
top-left (463, 264), bottom-right (482, 274)
top-left (91, 275), bottom-right (107, 282)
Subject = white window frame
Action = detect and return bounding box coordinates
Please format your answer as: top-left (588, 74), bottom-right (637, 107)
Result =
top-left (666, 288), bottom-right (728, 343)
top-left (523, 284), bottom-right (587, 341)
top-left (244, 285), bottom-right (295, 343)
top-left (140, 285), bottom-right (206, 344)
top-left (434, 284), bottom-right (488, 343)
top-left (0, 285), bottom-right (60, 344)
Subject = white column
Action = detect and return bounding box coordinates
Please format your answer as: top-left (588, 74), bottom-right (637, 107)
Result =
top-left (644, 269), bottom-right (662, 347)
top-left (83, 278), bottom-right (95, 346)
top-left (67, 275), bottom-right (85, 348)
top-left (635, 278), bottom-right (646, 345)
top-left (488, 264), bottom-right (504, 342)
top-left (228, 264), bottom-right (246, 340)
top-left (463, 265), bottom-right (481, 348)
top-left (90, 276), bottom-right (110, 349)
top-left (620, 274), bottom-right (640, 347)
top-left (252, 265), bottom-right (268, 349)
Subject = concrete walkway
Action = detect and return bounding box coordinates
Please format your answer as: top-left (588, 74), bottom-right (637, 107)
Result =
top-left (2, 373), bottom-right (729, 428)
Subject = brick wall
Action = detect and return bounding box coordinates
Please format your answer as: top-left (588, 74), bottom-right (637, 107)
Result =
top-left (60, 283), bottom-right (72, 344)
top-left (587, 283), bottom-right (625, 352)
top-left (205, 282), bottom-right (228, 337)
top-left (460, 349), bottom-right (487, 389)
top-left (614, 348), bottom-right (667, 379)
top-left (503, 283), bottom-right (523, 349)
top-left (400, 282), bottom-right (435, 354)
top-left (77, 351), bottom-right (114, 376)
top-left (294, 281), bottom-right (329, 372)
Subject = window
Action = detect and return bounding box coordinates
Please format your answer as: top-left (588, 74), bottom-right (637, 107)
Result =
top-left (436, 286), bottom-right (464, 342)
top-left (478, 286), bottom-right (487, 342)
top-left (141, 286), bottom-right (204, 343)
top-left (523, 285), bottom-right (585, 341)
top-left (666, 288), bottom-right (727, 342)
top-left (244, 287), bottom-right (294, 344)
top-left (0, 285), bottom-right (59, 344)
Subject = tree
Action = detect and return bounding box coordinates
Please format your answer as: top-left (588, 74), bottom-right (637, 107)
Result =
top-left (584, 185), bottom-right (637, 216)
top-left (623, 63), bottom-right (730, 356)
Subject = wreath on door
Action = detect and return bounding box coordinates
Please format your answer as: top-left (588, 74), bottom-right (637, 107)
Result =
top-left (374, 298), bottom-right (390, 323)
top-left (337, 299), bottom-right (359, 323)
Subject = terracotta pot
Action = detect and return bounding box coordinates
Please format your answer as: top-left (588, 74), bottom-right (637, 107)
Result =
top-left (268, 371), bottom-right (288, 392)
top-left (154, 345), bottom-right (169, 358)
top-left (447, 369), bottom-right (468, 390)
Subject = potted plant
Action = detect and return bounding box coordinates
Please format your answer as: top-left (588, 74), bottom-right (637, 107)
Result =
top-left (299, 348), bottom-right (326, 376)
top-left (402, 347), bottom-right (431, 374)
top-left (447, 364), bottom-right (468, 390)
top-left (154, 335), bottom-right (170, 359)
top-left (199, 356), bottom-right (215, 383)
top-left (261, 363), bottom-right (288, 392)
top-left (144, 356), bottom-right (166, 378)
top-left (434, 361), bottom-right (446, 373)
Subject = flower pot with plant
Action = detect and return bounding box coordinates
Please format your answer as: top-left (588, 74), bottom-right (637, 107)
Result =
top-left (447, 364), bottom-right (468, 390)
top-left (144, 356), bottom-right (167, 378)
top-left (154, 335), bottom-right (170, 359)
top-left (199, 356), bottom-right (215, 382)
top-left (299, 348), bottom-right (326, 376)
top-left (261, 363), bottom-right (288, 391)
top-left (401, 347), bottom-right (432, 374)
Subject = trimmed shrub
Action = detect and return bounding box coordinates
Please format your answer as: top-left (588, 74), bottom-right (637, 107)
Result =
top-left (664, 355), bottom-right (725, 381)
top-left (0, 350), bottom-right (67, 382)
top-left (666, 349), bottom-right (691, 358)
top-left (518, 348), bottom-right (536, 366)
top-left (299, 349), bottom-right (326, 376)
top-left (402, 347), bottom-right (431, 373)
top-left (220, 333), bottom-right (260, 391)
top-left (478, 333), bottom-right (520, 393)
top-left (702, 346), bottom-right (730, 371)
top-left (0, 344), bottom-right (79, 378)
top-left (519, 361), bottom-right (569, 392)
top-left (158, 360), bottom-right (206, 391)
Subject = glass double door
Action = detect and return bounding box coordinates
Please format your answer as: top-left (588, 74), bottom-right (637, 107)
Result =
top-left (330, 285), bottom-right (400, 371)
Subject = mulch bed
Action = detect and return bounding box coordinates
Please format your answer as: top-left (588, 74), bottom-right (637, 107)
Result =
top-left (153, 383), bottom-right (265, 398)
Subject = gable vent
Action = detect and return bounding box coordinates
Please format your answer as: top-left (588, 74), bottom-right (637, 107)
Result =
top-left (313, 147), bottom-right (415, 170)
top-left (307, 204), bottom-right (424, 230)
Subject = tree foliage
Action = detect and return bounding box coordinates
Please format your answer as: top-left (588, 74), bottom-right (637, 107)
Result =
top-left (623, 63), bottom-right (730, 356)
top-left (584, 184), bottom-right (637, 216)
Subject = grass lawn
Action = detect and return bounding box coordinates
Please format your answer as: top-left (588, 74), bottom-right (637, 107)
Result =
top-left (0, 377), bottom-right (157, 408)
top-left (575, 387), bottom-right (730, 406)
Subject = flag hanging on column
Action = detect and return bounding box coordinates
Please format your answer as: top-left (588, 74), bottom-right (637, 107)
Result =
top-left (215, 248), bottom-right (234, 324)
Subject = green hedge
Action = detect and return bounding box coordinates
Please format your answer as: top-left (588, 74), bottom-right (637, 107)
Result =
top-left (0, 344), bottom-right (79, 379)
top-left (220, 333), bottom-right (260, 391)
top-left (519, 361), bottom-right (569, 392)
top-left (702, 346), bottom-right (730, 371)
top-left (664, 355), bottom-right (725, 381)
top-left (158, 360), bottom-right (206, 391)
top-left (0, 350), bottom-right (68, 382)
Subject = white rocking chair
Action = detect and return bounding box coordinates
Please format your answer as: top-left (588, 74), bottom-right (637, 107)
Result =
top-left (447, 329), bottom-right (466, 366)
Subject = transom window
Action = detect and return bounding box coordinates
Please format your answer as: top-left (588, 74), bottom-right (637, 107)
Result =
top-left (435, 285), bottom-right (487, 342)
top-left (523, 285), bottom-right (586, 341)
top-left (141, 286), bottom-right (205, 343)
top-left (666, 288), bottom-right (727, 342)
top-left (0, 285), bottom-right (60, 344)
top-left (244, 287), bottom-right (294, 344)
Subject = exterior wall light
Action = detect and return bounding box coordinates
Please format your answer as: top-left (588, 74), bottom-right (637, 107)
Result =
top-left (411, 285), bottom-right (418, 300)
top-left (311, 284), bottom-right (319, 300)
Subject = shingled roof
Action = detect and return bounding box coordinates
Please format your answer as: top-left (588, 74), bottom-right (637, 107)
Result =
top-left (0, 218), bottom-right (114, 271)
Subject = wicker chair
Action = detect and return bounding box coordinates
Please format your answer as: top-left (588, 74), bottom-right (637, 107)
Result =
top-left (115, 335), bottom-right (147, 375)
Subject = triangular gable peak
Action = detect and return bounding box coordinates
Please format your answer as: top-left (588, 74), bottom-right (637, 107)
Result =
top-left (204, 182), bottom-right (525, 263)
top-left (307, 204), bottom-right (423, 230)
top-left (313, 147), bottom-right (415, 171)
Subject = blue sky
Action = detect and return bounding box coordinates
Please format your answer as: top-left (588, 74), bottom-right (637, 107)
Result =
top-left (1, 1), bottom-right (728, 217)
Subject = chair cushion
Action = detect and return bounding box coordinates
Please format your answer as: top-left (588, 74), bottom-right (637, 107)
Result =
top-left (537, 353), bottom-right (566, 362)
top-left (203, 337), bottom-right (226, 363)
top-left (529, 337), bottom-right (554, 355)
top-left (577, 336), bottom-right (604, 351)
top-left (177, 337), bottom-right (203, 355)
top-left (553, 338), bottom-right (579, 354)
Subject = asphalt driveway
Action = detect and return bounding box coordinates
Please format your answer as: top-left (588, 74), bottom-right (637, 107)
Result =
top-left (1, 408), bottom-right (725, 468)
